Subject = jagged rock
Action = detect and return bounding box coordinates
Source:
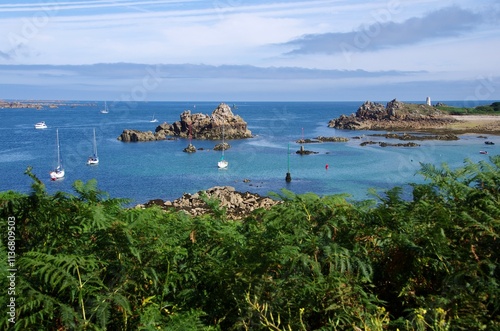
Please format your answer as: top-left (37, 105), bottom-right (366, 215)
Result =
top-left (214, 142), bottom-right (231, 151)
top-left (117, 129), bottom-right (164, 142)
top-left (143, 186), bottom-right (281, 220)
top-left (328, 99), bottom-right (457, 131)
top-left (156, 103), bottom-right (252, 140)
top-left (118, 103), bottom-right (252, 142)
top-left (183, 143), bottom-right (197, 153)
top-left (296, 145), bottom-right (319, 155)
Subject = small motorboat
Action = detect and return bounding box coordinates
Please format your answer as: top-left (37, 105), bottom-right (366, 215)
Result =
top-left (485, 141), bottom-right (495, 145)
top-left (480, 150), bottom-right (488, 154)
top-left (34, 121), bottom-right (47, 129)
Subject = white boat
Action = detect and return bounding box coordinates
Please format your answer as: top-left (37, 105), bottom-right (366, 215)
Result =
top-left (34, 121), bottom-right (47, 129)
top-left (217, 122), bottom-right (228, 169)
top-left (150, 114), bottom-right (158, 123)
top-left (100, 101), bottom-right (109, 114)
top-left (87, 128), bottom-right (99, 165)
top-left (50, 129), bottom-right (65, 180)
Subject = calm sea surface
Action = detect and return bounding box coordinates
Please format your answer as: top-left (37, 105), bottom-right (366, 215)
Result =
top-left (1, 101), bottom-right (498, 205)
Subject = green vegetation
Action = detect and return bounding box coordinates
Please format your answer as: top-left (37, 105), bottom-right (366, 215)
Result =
top-left (436, 101), bottom-right (500, 115)
top-left (1, 159), bottom-right (500, 330)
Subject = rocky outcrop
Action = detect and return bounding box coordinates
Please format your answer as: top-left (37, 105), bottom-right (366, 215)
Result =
top-left (360, 141), bottom-right (420, 147)
top-left (118, 129), bottom-right (165, 142)
top-left (370, 133), bottom-right (459, 141)
top-left (316, 136), bottom-right (349, 142)
top-left (296, 146), bottom-right (319, 155)
top-left (183, 143), bottom-right (197, 153)
top-left (329, 99), bottom-right (457, 131)
top-left (214, 142), bottom-right (230, 151)
top-left (156, 103), bottom-right (252, 140)
top-left (296, 137), bottom-right (349, 144)
top-left (141, 186), bottom-right (280, 220)
top-left (118, 103), bottom-right (252, 142)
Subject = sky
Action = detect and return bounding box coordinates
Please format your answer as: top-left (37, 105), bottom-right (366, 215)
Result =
top-left (0, 0), bottom-right (499, 102)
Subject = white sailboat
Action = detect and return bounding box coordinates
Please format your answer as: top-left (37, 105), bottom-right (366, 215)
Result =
top-left (100, 101), bottom-right (109, 114)
top-left (50, 129), bottom-right (65, 180)
top-left (87, 128), bottom-right (99, 165)
top-left (150, 114), bottom-right (158, 123)
top-left (34, 121), bottom-right (47, 129)
top-left (217, 121), bottom-right (228, 169)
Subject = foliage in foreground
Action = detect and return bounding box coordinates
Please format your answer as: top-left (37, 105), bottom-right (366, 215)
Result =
top-left (0, 157), bottom-right (499, 330)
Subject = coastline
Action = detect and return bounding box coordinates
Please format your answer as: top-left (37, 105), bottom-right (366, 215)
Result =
top-left (446, 115), bottom-right (500, 134)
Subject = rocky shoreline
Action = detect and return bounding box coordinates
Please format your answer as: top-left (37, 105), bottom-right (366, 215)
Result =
top-left (138, 186), bottom-right (280, 220)
top-left (329, 99), bottom-right (458, 131)
top-left (118, 103), bottom-right (252, 142)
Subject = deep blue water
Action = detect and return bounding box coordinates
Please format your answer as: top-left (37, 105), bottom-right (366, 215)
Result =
top-left (1, 101), bottom-right (498, 205)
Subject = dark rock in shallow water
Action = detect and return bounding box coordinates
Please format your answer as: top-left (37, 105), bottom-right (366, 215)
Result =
top-left (214, 142), bottom-right (231, 151)
top-left (371, 133), bottom-right (459, 141)
top-left (360, 141), bottom-right (420, 147)
top-left (183, 143), bottom-right (197, 153)
top-left (316, 136), bottom-right (349, 142)
top-left (296, 145), bottom-right (319, 155)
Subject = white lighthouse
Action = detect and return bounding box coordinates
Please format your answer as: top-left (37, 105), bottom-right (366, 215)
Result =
top-left (426, 96), bottom-right (431, 106)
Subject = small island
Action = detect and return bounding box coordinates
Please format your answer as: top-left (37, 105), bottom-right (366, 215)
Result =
top-left (118, 103), bottom-right (252, 142)
top-left (329, 99), bottom-right (500, 134)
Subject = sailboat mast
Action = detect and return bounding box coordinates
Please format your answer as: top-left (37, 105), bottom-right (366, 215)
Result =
top-left (285, 142), bottom-right (292, 182)
top-left (56, 129), bottom-right (61, 167)
top-left (93, 128), bottom-right (98, 157)
top-left (222, 121), bottom-right (225, 157)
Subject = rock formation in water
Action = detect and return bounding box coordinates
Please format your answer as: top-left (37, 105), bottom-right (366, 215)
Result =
top-left (328, 99), bottom-right (457, 131)
top-left (156, 103), bottom-right (252, 140)
top-left (118, 103), bottom-right (252, 142)
top-left (117, 129), bottom-right (165, 142)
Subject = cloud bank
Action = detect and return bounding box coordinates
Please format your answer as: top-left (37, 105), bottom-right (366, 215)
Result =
top-left (284, 6), bottom-right (484, 55)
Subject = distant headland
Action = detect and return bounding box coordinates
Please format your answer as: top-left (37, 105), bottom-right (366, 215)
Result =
top-left (0, 100), bottom-right (96, 109)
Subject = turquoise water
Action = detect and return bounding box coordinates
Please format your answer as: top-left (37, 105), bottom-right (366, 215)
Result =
top-left (1, 101), bottom-right (498, 204)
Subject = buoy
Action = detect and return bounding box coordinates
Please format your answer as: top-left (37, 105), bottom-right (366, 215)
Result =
top-left (325, 164), bottom-right (329, 170)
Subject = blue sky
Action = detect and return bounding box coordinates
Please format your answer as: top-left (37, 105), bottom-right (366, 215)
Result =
top-left (0, 0), bottom-right (499, 102)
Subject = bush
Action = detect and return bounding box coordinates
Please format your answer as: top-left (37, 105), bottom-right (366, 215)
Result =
top-left (1, 159), bottom-right (499, 330)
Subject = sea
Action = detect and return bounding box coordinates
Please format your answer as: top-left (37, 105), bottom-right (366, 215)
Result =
top-left (1, 101), bottom-right (498, 205)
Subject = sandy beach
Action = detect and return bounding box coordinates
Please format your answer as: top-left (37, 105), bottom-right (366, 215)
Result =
top-left (447, 115), bottom-right (500, 134)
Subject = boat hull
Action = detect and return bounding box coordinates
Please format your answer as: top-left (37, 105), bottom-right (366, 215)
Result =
top-left (50, 169), bottom-right (65, 180)
top-left (87, 158), bottom-right (99, 165)
top-left (218, 160), bottom-right (228, 169)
